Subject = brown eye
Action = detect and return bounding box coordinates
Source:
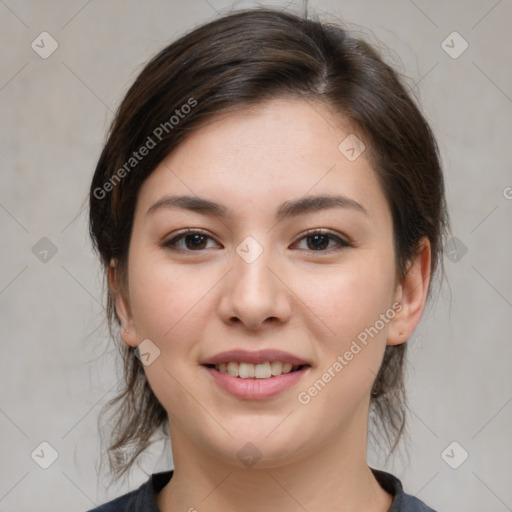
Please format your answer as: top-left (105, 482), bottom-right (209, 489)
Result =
top-left (293, 230), bottom-right (351, 252)
top-left (163, 229), bottom-right (219, 251)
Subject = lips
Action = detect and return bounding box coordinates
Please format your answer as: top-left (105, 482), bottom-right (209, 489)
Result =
top-left (201, 349), bottom-right (311, 399)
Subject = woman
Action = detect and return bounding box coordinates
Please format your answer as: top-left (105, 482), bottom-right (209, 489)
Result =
top-left (87, 6), bottom-right (448, 511)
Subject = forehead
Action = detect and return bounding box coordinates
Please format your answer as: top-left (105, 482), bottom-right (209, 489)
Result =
top-left (135, 98), bottom-right (389, 226)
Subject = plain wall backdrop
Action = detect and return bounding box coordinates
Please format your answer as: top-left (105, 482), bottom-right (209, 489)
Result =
top-left (1, 0), bottom-right (511, 510)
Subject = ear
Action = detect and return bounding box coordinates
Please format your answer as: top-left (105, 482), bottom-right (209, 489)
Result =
top-left (108, 259), bottom-right (139, 347)
top-left (387, 237), bottom-right (431, 346)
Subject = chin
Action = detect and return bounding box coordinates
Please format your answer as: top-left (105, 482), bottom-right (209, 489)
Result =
top-left (199, 420), bottom-right (315, 470)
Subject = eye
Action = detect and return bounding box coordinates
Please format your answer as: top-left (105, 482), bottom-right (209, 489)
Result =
top-left (292, 229), bottom-right (351, 252)
top-left (163, 229), bottom-right (220, 251)
top-left (162, 228), bottom-right (351, 253)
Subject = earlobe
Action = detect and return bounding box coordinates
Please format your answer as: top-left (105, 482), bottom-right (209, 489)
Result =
top-left (108, 259), bottom-right (138, 347)
top-left (387, 238), bottom-right (431, 346)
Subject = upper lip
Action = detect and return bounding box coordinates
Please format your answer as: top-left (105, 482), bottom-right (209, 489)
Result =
top-left (201, 349), bottom-right (310, 366)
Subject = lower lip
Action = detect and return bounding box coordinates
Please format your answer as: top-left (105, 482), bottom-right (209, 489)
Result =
top-left (203, 366), bottom-right (310, 400)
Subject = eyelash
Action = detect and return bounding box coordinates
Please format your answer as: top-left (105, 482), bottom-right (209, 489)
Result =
top-left (162, 228), bottom-right (351, 253)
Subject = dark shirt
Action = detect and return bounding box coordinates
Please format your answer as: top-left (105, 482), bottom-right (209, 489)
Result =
top-left (87, 467), bottom-right (437, 511)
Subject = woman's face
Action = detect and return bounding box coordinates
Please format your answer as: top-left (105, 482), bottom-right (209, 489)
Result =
top-left (114, 98), bottom-right (427, 468)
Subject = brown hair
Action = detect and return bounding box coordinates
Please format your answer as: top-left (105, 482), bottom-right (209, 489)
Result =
top-left (89, 6), bottom-right (450, 482)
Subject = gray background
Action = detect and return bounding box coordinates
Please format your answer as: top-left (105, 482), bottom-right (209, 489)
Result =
top-left (1, 0), bottom-right (511, 510)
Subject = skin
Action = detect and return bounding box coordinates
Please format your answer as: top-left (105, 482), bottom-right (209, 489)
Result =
top-left (110, 97), bottom-right (431, 512)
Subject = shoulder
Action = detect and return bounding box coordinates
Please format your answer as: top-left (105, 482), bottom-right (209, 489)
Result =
top-left (85, 490), bottom-right (137, 512)
top-left (370, 467), bottom-right (438, 512)
top-left (85, 471), bottom-right (173, 512)
top-left (400, 493), bottom-right (438, 512)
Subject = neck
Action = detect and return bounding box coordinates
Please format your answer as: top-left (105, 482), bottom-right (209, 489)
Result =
top-left (156, 404), bottom-right (392, 512)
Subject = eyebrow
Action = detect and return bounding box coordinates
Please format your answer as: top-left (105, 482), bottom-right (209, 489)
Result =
top-left (146, 193), bottom-right (369, 221)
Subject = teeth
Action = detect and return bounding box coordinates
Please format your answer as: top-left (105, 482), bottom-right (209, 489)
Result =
top-left (227, 362), bottom-right (239, 377)
top-left (239, 362), bottom-right (255, 378)
top-left (270, 361), bottom-right (283, 375)
top-left (215, 361), bottom-right (302, 379)
top-left (282, 362), bottom-right (293, 374)
top-left (255, 362), bottom-right (271, 379)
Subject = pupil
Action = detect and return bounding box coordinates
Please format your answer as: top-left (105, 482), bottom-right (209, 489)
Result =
top-left (187, 234), bottom-right (206, 249)
top-left (309, 234), bottom-right (328, 250)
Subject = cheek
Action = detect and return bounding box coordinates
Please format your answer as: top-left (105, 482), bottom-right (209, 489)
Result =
top-left (127, 258), bottom-right (212, 410)
top-left (295, 254), bottom-right (395, 343)
top-left (292, 253), bottom-right (395, 401)
top-left (293, 273), bottom-right (391, 427)
top-left (129, 270), bottom-right (180, 338)
top-left (127, 253), bottom-right (221, 366)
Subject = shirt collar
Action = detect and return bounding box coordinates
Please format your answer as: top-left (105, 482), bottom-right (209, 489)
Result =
top-left (139, 466), bottom-right (405, 511)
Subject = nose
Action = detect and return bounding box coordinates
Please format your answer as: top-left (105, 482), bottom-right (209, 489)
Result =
top-left (218, 237), bottom-right (292, 331)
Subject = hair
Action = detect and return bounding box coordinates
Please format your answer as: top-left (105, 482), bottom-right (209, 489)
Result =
top-left (89, 6), bottom-right (450, 483)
